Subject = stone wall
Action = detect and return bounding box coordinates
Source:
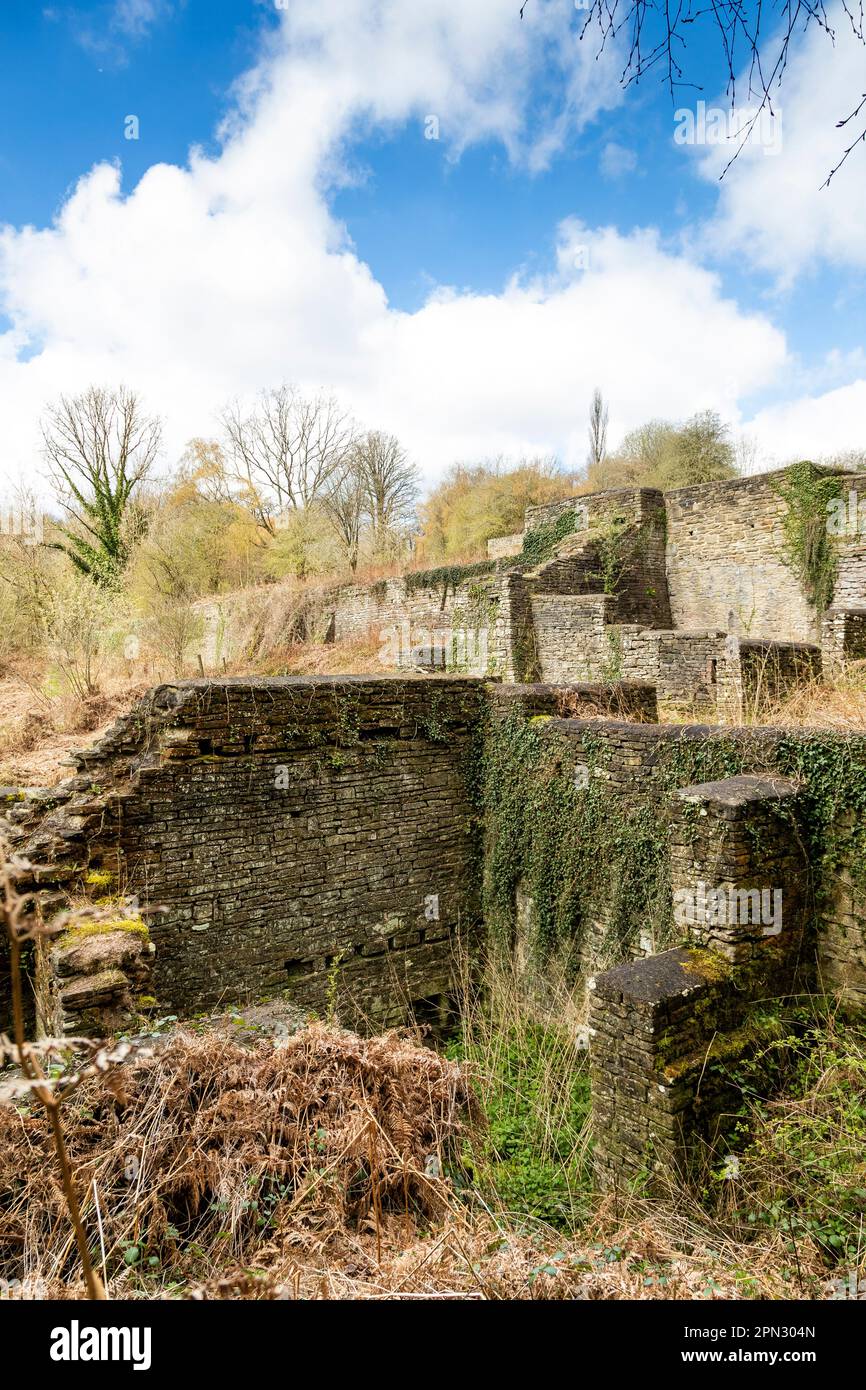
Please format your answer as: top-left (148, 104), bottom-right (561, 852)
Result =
top-left (511, 711), bottom-right (866, 1004)
top-left (2, 678), bottom-right (486, 1030)
top-left (830, 477), bottom-right (866, 607)
top-left (822, 606), bottom-right (866, 666)
top-left (529, 593), bottom-right (616, 682)
top-left (721, 638), bottom-right (822, 721)
top-left (591, 771), bottom-right (809, 1187)
top-left (487, 532), bottom-right (524, 560)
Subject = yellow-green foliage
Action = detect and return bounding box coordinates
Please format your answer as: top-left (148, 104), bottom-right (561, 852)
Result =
top-left (84, 870), bottom-right (114, 889)
top-left (417, 459), bottom-right (574, 562)
top-left (685, 948), bottom-right (732, 985)
top-left (58, 916), bottom-right (149, 949)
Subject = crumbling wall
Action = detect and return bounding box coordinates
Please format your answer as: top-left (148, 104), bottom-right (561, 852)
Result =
top-left (2, 678), bottom-right (486, 1031)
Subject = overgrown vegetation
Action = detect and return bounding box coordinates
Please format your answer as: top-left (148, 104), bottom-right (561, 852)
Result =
top-left (720, 1003), bottom-right (866, 1273)
top-left (447, 960), bottom-right (593, 1230)
top-left (773, 459), bottom-right (844, 615)
top-left (481, 708), bottom-right (866, 971)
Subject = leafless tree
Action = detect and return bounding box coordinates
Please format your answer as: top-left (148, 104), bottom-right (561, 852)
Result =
top-left (354, 431), bottom-right (420, 555)
top-left (324, 464), bottom-right (367, 573)
top-left (221, 386), bottom-right (356, 534)
top-left (42, 386), bottom-right (162, 585)
top-left (588, 389), bottom-right (609, 474)
top-left (520, 0), bottom-right (866, 183)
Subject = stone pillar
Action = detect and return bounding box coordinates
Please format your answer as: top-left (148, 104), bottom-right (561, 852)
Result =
top-left (589, 948), bottom-right (736, 1186)
top-left (668, 773), bottom-right (806, 971)
top-left (589, 772), bottom-right (810, 1189)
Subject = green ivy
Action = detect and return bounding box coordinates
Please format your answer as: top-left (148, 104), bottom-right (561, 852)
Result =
top-left (519, 509), bottom-right (582, 568)
top-left (481, 709), bottom-right (866, 973)
top-left (772, 460), bottom-right (844, 615)
top-left (403, 560), bottom-right (495, 599)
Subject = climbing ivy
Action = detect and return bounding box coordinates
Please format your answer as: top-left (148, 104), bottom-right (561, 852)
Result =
top-left (480, 709), bottom-right (866, 973)
top-left (519, 509), bottom-right (582, 568)
top-left (773, 460), bottom-right (844, 615)
top-left (404, 560), bottom-right (495, 600)
top-left (481, 712), bottom-right (676, 969)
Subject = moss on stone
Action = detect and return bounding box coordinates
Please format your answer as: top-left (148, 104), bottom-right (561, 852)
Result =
top-left (660, 1010), bottom-right (784, 1083)
top-left (58, 917), bottom-right (149, 949)
top-left (684, 948), bottom-right (732, 985)
top-left (84, 869), bottom-right (114, 889)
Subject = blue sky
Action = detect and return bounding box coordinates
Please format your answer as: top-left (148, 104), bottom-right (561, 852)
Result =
top-left (1, 0), bottom-right (864, 489)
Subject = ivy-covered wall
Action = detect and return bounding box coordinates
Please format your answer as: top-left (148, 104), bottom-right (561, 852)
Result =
top-left (481, 687), bottom-right (866, 1008)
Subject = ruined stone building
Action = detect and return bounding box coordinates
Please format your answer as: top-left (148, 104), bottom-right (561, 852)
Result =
top-left (4, 463), bottom-right (866, 1187)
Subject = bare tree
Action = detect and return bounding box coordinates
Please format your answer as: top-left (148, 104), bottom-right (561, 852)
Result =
top-left (221, 386), bottom-right (356, 534)
top-left (354, 431), bottom-right (419, 556)
top-left (42, 386), bottom-right (162, 586)
top-left (588, 389), bottom-right (609, 475)
top-left (324, 464), bottom-right (367, 574)
top-left (520, 1), bottom-right (866, 182)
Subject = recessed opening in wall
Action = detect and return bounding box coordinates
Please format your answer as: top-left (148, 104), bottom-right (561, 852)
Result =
top-left (707, 658), bottom-right (718, 685)
top-left (284, 957), bottom-right (315, 981)
top-left (411, 993), bottom-right (456, 1040)
top-left (198, 738), bottom-right (213, 755)
top-left (243, 734), bottom-right (257, 753)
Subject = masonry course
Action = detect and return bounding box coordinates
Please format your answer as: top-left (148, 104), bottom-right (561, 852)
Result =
top-left (6, 463), bottom-right (866, 1191)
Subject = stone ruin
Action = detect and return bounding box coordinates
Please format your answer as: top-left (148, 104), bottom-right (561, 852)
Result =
top-left (195, 465), bottom-right (866, 718)
top-left (4, 464), bottom-right (866, 1192)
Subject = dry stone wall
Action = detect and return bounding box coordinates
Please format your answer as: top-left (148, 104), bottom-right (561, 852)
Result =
top-left (190, 468), bottom-right (866, 721)
top-left (6, 674), bottom-right (866, 1192)
top-left (2, 678), bottom-right (485, 1030)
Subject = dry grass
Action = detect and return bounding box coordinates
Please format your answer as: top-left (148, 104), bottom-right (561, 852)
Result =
top-left (0, 1019), bottom-right (843, 1301)
top-left (0, 1025), bottom-right (472, 1299)
top-left (258, 633), bottom-right (401, 678)
top-left (752, 662), bottom-right (866, 730)
top-left (0, 673), bottom-right (155, 786)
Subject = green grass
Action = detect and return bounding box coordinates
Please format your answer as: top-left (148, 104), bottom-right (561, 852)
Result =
top-left (446, 961), bottom-right (593, 1231)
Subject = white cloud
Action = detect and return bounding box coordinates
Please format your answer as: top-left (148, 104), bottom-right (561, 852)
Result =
top-left (74, 0), bottom-right (174, 62)
top-left (745, 380), bottom-right (866, 466)
top-left (691, 10), bottom-right (866, 282)
top-left (0, 0), bottom-right (861, 501)
top-left (112, 0), bottom-right (170, 38)
top-left (599, 141), bottom-right (637, 180)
